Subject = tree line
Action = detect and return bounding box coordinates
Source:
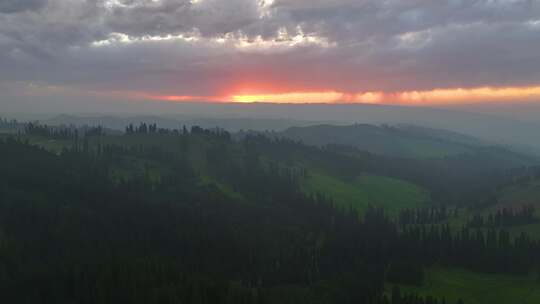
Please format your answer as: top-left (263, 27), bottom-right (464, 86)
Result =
top-left (467, 205), bottom-right (537, 228)
top-left (24, 121), bottom-right (105, 139)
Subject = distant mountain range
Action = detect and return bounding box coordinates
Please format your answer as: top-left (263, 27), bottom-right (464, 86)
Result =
top-left (7, 101), bottom-right (537, 156)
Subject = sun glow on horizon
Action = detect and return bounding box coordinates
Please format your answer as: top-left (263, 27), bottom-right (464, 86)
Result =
top-left (142, 85), bottom-right (540, 105)
top-left (230, 85), bottom-right (540, 105)
top-left (230, 90), bottom-right (385, 104)
top-left (232, 92), bottom-right (343, 103)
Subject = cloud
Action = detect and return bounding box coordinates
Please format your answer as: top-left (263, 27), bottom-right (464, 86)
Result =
top-left (0, 0), bottom-right (47, 13)
top-left (0, 0), bottom-right (540, 107)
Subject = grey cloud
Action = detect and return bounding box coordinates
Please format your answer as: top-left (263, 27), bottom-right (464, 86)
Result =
top-left (0, 0), bottom-right (540, 101)
top-left (0, 0), bottom-right (47, 13)
top-left (104, 0), bottom-right (261, 37)
top-left (269, 0), bottom-right (540, 43)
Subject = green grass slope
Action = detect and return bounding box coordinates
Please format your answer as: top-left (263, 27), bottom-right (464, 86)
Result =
top-left (301, 171), bottom-right (430, 214)
top-left (397, 267), bottom-right (540, 304)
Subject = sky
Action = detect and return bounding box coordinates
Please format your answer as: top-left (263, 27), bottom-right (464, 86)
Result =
top-left (1, 0), bottom-right (540, 109)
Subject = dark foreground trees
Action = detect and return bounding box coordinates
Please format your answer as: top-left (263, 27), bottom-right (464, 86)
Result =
top-left (0, 132), bottom-right (537, 304)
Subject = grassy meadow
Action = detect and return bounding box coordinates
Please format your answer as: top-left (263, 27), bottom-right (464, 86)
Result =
top-left (301, 170), bottom-right (430, 215)
top-left (396, 267), bottom-right (540, 304)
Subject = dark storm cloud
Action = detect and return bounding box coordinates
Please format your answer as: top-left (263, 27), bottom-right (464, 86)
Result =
top-left (1, 0), bottom-right (540, 103)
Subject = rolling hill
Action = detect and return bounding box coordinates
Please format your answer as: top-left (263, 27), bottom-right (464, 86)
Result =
top-left (275, 124), bottom-right (533, 160)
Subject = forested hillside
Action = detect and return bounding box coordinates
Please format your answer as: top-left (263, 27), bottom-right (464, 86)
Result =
top-left (1, 123), bottom-right (539, 304)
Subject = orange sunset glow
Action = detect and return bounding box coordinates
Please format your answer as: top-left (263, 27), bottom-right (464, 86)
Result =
top-left (145, 85), bottom-right (540, 105)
